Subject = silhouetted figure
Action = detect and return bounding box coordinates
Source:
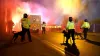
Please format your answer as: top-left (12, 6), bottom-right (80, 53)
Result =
top-left (81, 19), bottom-right (90, 39)
top-left (8, 20), bottom-right (14, 34)
top-left (65, 43), bottom-right (80, 56)
top-left (66, 17), bottom-right (75, 44)
top-left (21, 13), bottom-right (32, 42)
top-left (42, 22), bottom-right (46, 34)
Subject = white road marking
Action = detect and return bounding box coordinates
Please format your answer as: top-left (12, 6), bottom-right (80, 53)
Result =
top-left (32, 34), bottom-right (75, 56)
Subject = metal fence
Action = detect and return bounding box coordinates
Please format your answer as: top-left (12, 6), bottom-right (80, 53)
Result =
top-left (89, 24), bottom-right (100, 33)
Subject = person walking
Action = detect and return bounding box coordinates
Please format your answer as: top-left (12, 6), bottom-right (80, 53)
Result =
top-left (21, 13), bottom-right (32, 42)
top-left (81, 19), bottom-right (90, 39)
top-left (66, 17), bottom-right (75, 44)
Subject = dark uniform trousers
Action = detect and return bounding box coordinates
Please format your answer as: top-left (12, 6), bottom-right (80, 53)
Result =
top-left (21, 27), bottom-right (32, 42)
top-left (42, 27), bottom-right (45, 34)
top-left (66, 29), bottom-right (75, 43)
top-left (83, 28), bottom-right (88, 39)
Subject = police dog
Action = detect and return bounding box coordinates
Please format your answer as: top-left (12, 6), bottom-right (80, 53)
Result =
top-left (12, 31), bottom-right (23, 43)
top-left (62, 30), bottom-right (68, 43)
top-left (75, 32), bottom-right (83, 39)
top-left (62, 30), bottom-right (68, 38)
top-left (62, 30), bottom-right (73, 45)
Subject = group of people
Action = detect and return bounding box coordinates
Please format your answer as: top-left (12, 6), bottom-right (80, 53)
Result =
top-left (64, 17), bottom-right (90, 44)
top-left (12, 13), bottom-right (90, 44)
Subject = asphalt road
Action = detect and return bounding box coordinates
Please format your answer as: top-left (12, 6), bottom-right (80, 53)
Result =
top-left (0, 32), bottom-right (100, 56)
top-left (32, 32), bottom-right (100, 56)
top-left (0, 35), bottom-right (65, 56)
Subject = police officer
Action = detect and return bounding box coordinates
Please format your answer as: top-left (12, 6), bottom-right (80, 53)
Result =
top-left (81, 19), bottom-right (90, 39)
top-left (66, 17), bottom-right (75, 44)
top-left (42, 22), bottom-right (46, 34)
top-left (21, 13), bottom-right (32, 42)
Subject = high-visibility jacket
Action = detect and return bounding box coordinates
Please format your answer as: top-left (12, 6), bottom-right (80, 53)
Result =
top-left (66, 21), bottom-right (75, 30)
top-left (81, 22), bottom-right (90, 29)
top-left (42, 24), bottom-right (46, 27)
top-left (21, 18), bottom-right (30, 29)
